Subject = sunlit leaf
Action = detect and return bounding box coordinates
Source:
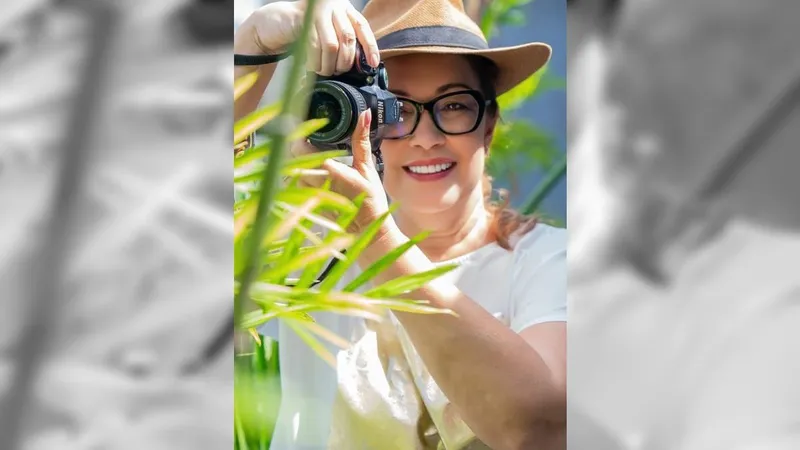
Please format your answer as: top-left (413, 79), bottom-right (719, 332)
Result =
top-left (235, 198), bottom-right (258, 239)
top-left (240, 305), bottom-right (316, 328)
top-left (497, 68), bottom-right (545, 112)
top-left (303, 321), bottom-right (350, 350)
top-left (260, 235), bottom-right (354, 282)
top-left (234, 143), bottom-right (270, 169)
top-left (277, 187), bottom-right (356, 214)
top-left (316, 206), bottom-right (398, 292)
top-left (365, 264), bottom-right (460, 299)
top-left (234, 102), bottom-right (282, 145)
top-left (343, 230), bottom-right (430, 292)
top-left (234, 71), bottom-right (260, 102)
top-left (287, 118), bottom-right (329, 141)
top-left (281, 149), bottom-right (348, 172)
top-left (274, 201), bottom-right (342, 233)
top-left (285, 319), bottom-right (336, 368)
top-left (262, 197), bottom-right (320, 244)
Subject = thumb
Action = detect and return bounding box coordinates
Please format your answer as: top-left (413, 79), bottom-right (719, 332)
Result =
top-left (351, 109), bottom-right (375, 172)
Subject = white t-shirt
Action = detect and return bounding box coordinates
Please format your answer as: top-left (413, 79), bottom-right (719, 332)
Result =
top-left (260, 223), bottom-right (567, 449)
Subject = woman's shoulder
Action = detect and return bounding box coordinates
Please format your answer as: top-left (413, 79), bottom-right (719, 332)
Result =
top-left (511, 223), bottom-right (566, 264)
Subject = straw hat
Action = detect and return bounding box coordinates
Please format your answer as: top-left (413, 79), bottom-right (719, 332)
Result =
top-left (361, 0), bottom-right (552, 96)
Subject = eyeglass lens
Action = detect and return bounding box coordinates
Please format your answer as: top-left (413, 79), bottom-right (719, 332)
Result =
top-left (385, 92), bottom-right (482, 139)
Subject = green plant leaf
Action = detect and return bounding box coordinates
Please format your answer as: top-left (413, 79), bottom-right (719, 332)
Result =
top-left (240, 305), bottom-right (316, 328)
top-left (277, 187), bottom-right (356, 214)
top-left (521, 152), bottom-right (566, 215)
top-left (271, 214), bottom-right (314, 285)
top-left (261, 197), bottom-right (320, 245)
top-left (235, 71), bottom-right (260, 102)
top-left (234, 102), bottom-right (282, 145)
top-left (316, 206), bottom-right (398, 292)
top-left (497, 68), bottom-right (545, 112)
top-left (260, 235), bottom-right (354, 283)
top-left (365, 263), bottom-right (460, 299)
top-left (285, 319), bottom-right (336, 368)
top-left (235, 143), bottom-right (270, 169)
top-left (343, 230), bottom-right (430, 292)
top-left (281, 149), bottom-right (349, 172)
top-left (287, 118), bottom-right (329, 141)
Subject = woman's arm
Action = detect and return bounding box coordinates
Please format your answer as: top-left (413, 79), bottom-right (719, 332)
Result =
top-left (360, 225), bottom-right (567, 450)
top-left (233, 9), bottom-right (284, 122)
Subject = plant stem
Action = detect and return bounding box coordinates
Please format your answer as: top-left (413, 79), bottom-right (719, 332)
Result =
top-left (521, 153), bottom-right (566, 216)
top-left (233, 0), bottom-right (318, 328)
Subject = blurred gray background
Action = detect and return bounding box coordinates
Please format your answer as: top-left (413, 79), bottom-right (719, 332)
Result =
top-left (1, 1), bottom-right (232, 449)
top-left (567, 0), bottom-right (800, 449)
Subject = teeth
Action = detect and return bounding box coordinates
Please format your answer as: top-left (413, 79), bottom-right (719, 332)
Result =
top-left (407, 163), bottom-right (453, 174)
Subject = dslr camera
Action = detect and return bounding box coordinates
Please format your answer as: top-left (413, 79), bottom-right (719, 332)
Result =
top-left (306, 43), bottom-right (402, 152)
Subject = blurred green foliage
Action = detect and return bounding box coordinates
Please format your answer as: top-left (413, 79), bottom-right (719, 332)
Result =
top-left (480, 0), bottom-right (567, 219)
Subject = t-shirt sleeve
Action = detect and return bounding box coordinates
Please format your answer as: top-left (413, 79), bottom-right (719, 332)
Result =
top-left (509, 225), bottom-right (567, 333)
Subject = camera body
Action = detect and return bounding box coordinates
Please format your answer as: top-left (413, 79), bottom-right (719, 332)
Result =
top-left (306, 43), bottom-right (402, 155)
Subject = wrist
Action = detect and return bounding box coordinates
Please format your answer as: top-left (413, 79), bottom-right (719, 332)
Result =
top-left (358, 219), bottom-right (408, 266)
top-left (235, 2), bottom-right (299, 55)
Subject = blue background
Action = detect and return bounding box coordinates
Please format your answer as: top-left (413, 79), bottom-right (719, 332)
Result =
top-left (489, 0), bottom-right (566, 222)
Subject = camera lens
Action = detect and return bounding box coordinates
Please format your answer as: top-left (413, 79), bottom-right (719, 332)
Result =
top-left (310, 92), bottom-right (342, 135)
top-left (307, 81), bottom-right (367, 145)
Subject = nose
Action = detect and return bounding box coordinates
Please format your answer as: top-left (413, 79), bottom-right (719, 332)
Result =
top-left (408, 110), bottom-right (446, 150)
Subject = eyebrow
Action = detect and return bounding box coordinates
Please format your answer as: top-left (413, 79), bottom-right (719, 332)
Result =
top-left (392, 82), bottom-right (475, 99)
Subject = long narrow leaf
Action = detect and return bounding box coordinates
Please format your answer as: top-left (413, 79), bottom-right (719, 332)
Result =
top-left (234, 407), bottom-right (250, 450)
top-left (235, 198), bottom-right (258, 239)
top-left (295, 230), bottom-right (348, 288)
top-left (274, 201), bottom-right (343, 233)
top-left (302, 321), bottom-right (350, 350)
top-left (271, 214), bottom-right (315, 285)
top-left (277, 187), bottom-right (356, 214)
top-left (234, 71), bottom-right (260, 102)
top-left (287, 118), bottom-right (330, 141)
top-left (317, 206), bottom-right (397, 292)
top-left (234, 102), bottom-right (282, 145)
top-left (343, 230), bottom-right (430, 292)
top-left (281, 149), bottom-right (349, 172)
top-left (260, 235), bottom-right (354, 282)
top-left (365, 264), bottom-right (460, 299)
top-left (240, 305), bottom-right (316, 329)
top-left (285, 319), bottom-right (336, 368)
top-left (262, 197), bottom-right (319, 244)
top-left (235, 143), bottom-right (270, 169)
top-left (521, 153), bottom-right (567, 216)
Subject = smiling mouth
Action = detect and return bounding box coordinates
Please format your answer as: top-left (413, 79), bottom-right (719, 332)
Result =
top-left (403, 162), bottom-right (456, 175)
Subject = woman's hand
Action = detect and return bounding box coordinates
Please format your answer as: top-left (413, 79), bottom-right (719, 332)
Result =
top-left (291, 110), bottom-right (391, 235)
top-left (236, 0), bottom-right (380, 76)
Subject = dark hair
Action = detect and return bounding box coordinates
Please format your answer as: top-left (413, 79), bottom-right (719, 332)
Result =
top-left (465, 55), bottom-right (538, 251)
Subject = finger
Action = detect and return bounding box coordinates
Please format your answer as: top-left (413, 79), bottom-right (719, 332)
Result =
top-left (346, 7), bottom-right (380, 68)
top-left (306, 25), bottom-right (322, 74)
top-left (332, 8), bottom-right (356, 74)
top-left (316, 9), bottom-right (339, 76)
top-left (350, 109), bottom-right (375, 172)
top-left (290, 139), bottom-right (317, 158)
top-left (322, 158), bottom-right (362, 185)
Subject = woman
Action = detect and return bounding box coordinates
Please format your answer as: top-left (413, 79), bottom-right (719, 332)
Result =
top-left (235, 0), bottom-right (566, 448)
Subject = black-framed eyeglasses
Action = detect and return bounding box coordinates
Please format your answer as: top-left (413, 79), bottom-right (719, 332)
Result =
top-left (384, 89), bottom-right (494, 140)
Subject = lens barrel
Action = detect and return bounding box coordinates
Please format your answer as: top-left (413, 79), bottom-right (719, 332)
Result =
top-left (307, 81), bottom-right (368, 145)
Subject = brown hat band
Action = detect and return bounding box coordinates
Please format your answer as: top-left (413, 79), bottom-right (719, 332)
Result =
top-left (376, 26), bottom-right (489, 51)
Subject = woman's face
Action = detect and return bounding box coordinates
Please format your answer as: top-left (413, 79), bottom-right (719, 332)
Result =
top-left (379, 53), bottom-right (496, 215)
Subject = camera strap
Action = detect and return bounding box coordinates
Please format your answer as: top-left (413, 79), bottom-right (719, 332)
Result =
top-left (234, 52), bottom-right (290, 66)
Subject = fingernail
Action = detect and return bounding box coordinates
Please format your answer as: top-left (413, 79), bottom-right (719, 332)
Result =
top-left (371, 52), bottom-right (380, 67)
top-left (363, 109), bottom-right (372, 128)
